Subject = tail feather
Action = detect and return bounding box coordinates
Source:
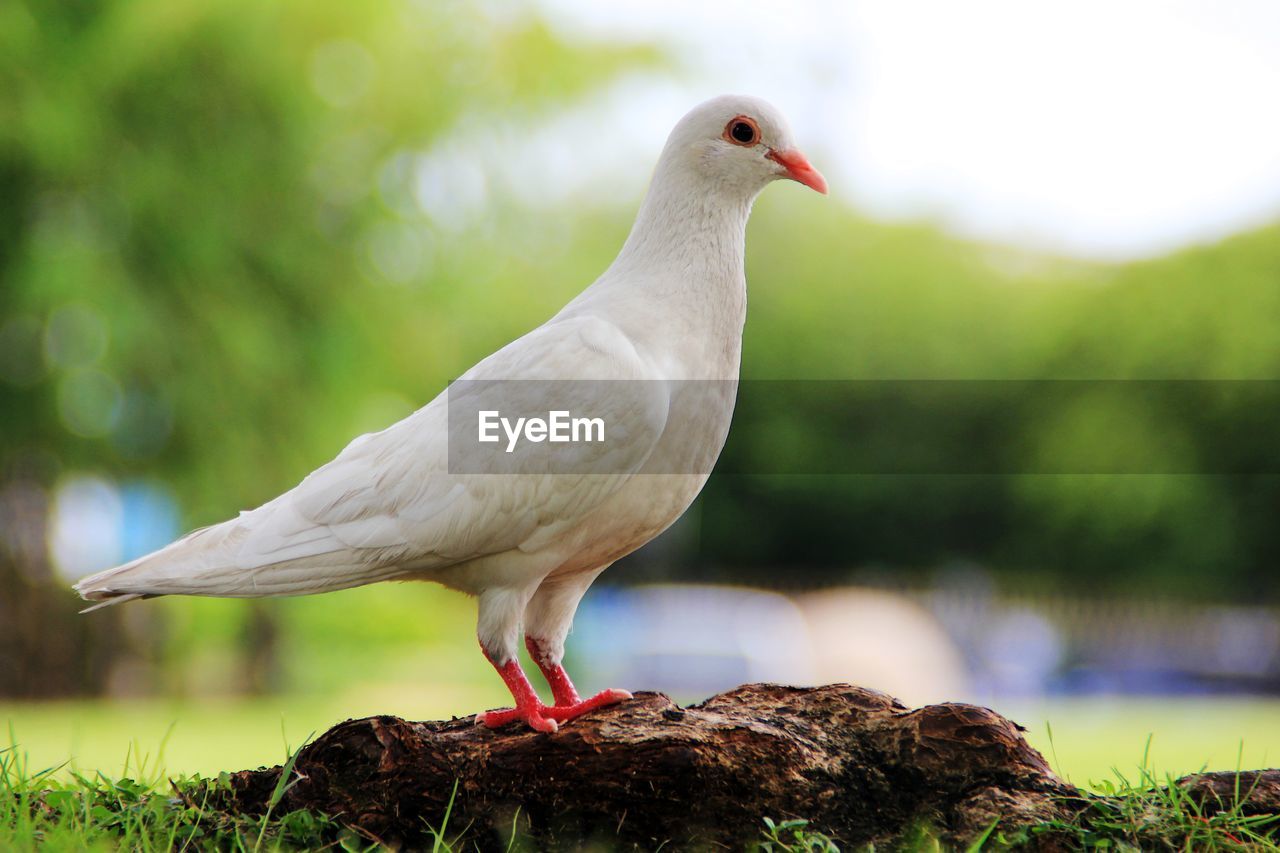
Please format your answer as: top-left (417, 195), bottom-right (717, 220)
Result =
top-left (73, 514), bottom-right (408, 608)
top-left (78, 593), bottom-right (147, 613)
top-left (73, 521), bottom-right (231, 601)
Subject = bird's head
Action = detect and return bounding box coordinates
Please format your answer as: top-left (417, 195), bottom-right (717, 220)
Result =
top-left (662, 94), bottom-right (827, 197)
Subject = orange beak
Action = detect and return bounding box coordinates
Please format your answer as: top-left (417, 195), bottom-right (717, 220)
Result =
top-left (766, 148), bottom-right (828, 194)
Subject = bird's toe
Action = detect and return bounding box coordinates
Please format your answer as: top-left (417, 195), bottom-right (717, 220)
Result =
top-left (544, 688), bottom-right (632, 722)
top-left (476, 707), bottom-right (518, 728)
top-left (528, 713), bottom-right (558, 733)
top-left (477, 705), bottom-right (558, 733)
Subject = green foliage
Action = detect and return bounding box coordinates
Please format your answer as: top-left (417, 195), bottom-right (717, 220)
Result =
top-left (697, 209), bottom-right (1280, 600)
top-left (0, 0), bottom-right (654, 521)
top-left (759, 817), bottom-right (840, 852)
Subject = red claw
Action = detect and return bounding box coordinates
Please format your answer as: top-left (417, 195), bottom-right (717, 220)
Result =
top-left (477, 704), bottom-right (558, 732)
top-left (478, 688), bottom-right (632, 731)
top-left (478, 641), bottom-right (631, 733)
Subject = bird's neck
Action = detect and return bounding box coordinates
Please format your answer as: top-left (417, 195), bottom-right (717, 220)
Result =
top-left (608, 160), bottom-right (757, 300)
top-left (561, 160), bottom-right (757, 378)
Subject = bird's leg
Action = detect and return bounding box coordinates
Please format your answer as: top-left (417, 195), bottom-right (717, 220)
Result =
top-left (476, 647), bottom-right (559, 733)
top-left (525, 635), bottom-right (631, 722)
top-left (475, 586), bottom-right (559, 732)
top-left (525, 635), bottom-right (581, 705)
top-left (475, 571), bottom-right (630, 729)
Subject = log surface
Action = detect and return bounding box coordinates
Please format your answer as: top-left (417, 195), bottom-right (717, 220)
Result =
top-left (220, 683), bottom-right (1088, 849)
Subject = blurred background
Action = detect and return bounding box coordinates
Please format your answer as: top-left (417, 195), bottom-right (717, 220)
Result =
top-left (2, 0), bottom-right (1278, 785)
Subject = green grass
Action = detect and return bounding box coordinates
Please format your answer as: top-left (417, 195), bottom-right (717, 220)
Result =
top-left (996, 757), bottom-right (1280, 851)
top-left (0, 732), bottom-right (362, 852)
top-left (760, 817), bottom-right (841, 851)
top-left (1029, 769), bottom-right (1280, 850)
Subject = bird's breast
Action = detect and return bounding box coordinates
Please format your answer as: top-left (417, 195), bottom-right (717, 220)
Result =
top-left (545, 379), bottom-right (737, 578)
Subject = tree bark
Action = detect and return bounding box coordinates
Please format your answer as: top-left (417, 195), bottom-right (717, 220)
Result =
top-left (214, 684), bottom-right (1277, 850)
top-left (215, 684), bottom-right (1055, 848)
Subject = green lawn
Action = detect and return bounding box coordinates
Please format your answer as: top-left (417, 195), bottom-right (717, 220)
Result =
top-left (3, 693), bottom-right (1275, 786)
top-left (1, 689), bottom-right (503, 782)
top-left (1005, 696), bottom-right (1279, 785)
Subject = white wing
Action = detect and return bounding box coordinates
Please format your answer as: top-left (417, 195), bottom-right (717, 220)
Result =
top-left (75, 315), bottom-right (670, 600)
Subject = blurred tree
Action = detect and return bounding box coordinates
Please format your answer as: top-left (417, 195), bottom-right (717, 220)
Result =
top-left (685, 212), bottom-right (1280, 603)
top-left (0, 0), bottom-right (654, 697)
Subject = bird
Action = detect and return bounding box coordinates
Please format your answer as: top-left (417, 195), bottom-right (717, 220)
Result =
top-left (74, 94), bottom-right (826, 732)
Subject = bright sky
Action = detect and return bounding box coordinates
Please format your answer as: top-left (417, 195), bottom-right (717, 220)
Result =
top-left (516, 0), bottom-right (1280, 260)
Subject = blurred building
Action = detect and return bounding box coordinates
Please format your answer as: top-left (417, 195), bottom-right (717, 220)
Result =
top-left (572, 581), bottom-right (1280, 707)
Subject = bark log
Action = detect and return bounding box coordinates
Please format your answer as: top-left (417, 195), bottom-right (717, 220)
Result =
top-left (214, 684), bottom-right (1278, 850)
top-left (1175, 769), bottom-right (1280, 818)
top-left (215, 684), bottom-right (1071, 848)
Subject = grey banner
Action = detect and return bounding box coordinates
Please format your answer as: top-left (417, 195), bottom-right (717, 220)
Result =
top-left (446, 379), bottom-right (1280, 475)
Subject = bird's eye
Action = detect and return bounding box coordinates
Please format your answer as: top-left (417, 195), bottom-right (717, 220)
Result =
top-left (724, 116), bottom-right (760, 147)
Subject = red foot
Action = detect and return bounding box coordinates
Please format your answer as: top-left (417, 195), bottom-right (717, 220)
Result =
top-left (478, 688), bottom-right (632, 729)
top-left (546, 688), bottom-right (633, 721)
top-left (477, 704), bottom-right (559, 732)
top-left (478, 651), bottom-right (560, 732)
top-left (478, 639), bottom-right (631, 733)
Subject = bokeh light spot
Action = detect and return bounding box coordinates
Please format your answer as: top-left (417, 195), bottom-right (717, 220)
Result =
top-left (56, 368), bottom-right (123, 437)
top-left (413, 147), bottom-right (489, 231)
top-left (309, 39), bottom-right (376, 108)
top-left (48, 474), bottom-right (123, 580)
top-left (363, 220), bottom-right (430, 284)
top-left (44, 303), bottom-right (108, 369)
top-left (110, 388), bottom-right (175, 459)
top-left (119, 481), bottom-right (181, 562)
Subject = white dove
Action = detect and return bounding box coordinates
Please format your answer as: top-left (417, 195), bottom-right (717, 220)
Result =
top-left (75, 95), bottom-right (826, 732)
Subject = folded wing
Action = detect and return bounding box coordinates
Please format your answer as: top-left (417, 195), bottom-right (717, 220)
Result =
top-left (75, 316), bottom-right (669, 603)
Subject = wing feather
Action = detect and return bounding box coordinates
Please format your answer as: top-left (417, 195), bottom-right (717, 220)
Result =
top-left (76, 315), bottom-right (670, 601)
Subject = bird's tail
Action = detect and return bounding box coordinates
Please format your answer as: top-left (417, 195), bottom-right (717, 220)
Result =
top-left (78, 593), bottom-right (146, 613)
top-left (73, 513), bottom-right (408, 609)
top-left (72, 521), bottom-right (235, 607)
